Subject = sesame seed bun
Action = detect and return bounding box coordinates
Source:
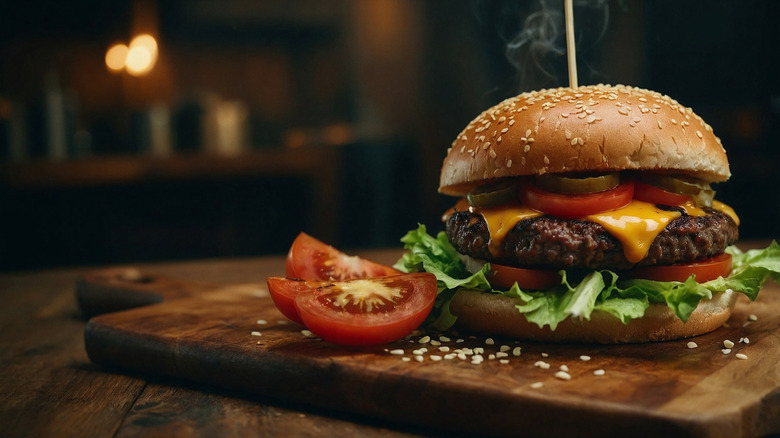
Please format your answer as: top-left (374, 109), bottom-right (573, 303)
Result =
top-left (439, 84), bottom-right (730, 196)
top-left (449, 289), bottom-right (737, 344)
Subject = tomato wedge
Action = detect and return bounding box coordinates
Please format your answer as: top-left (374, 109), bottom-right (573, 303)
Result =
top-left (286, 232), bottom-right (401, 281)
top-left (488, 263), bottom-right (561, 290)
top-left (267, 273), bottom-right (438, 346)
top-left (628, 253), bottom-right (733, 283)
top-left (633, 181), bottom-right (691, 206)
top-left (266, 277), bottom-right (308, 324)
top-left (520, 181), bottom-right (634, 219)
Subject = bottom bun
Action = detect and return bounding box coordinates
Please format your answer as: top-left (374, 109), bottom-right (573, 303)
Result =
top-left (450, 289), bottom-right (737, 344)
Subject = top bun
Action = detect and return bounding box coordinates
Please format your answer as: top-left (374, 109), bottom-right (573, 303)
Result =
top-left (439, 85), bottom-right (730, 196)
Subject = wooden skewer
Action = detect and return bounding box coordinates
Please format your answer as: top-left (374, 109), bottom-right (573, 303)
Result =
top-left (565, 0), bottom-right (578, 88)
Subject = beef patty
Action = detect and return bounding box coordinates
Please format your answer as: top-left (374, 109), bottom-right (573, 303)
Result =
top-left (445, 208), bottom-right (739, 270)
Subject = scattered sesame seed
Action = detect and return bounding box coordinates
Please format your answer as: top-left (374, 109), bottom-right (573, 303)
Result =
top-left (256, 319), bottom-right (268, 325)
top-left (525, 129), bottom-right (532, 137)
top-left (499, 359), bottom-right (510, 364)
top-left (513, 347), bottom-right (522, 357)
top-left (687, 341), bottom-right (698, 349)
top-left (401, 357), bottom-right (411, 362)
top-left (696, 130), bottom-right (703, 138)
top-left (743, 337), bottom-right (750, 344)
top-left (559, 365), bottom-right (570, 372)
top-left (415, 355), bottom-right (424, 363)
top-left (593, 369), bottom-right (606, 376)
top-left (534, 361), bottom-right (551, 370)
top-left (390, 349), bottom-right (405, 355)
top-left (458, 353), bottom-right (467, 360)
top-left (736, 353), bottom-right (748, 360)
top-left (430, 340), bottom-right (441, 346)
top-left (444, 354), bottom-right (456, 360)
top-left (456, 338), bottom-right (465, 343)
top-left (579, 355), bottom-right (591, 361)
top-left (251, 331), bottom-right (262, 337)
top-left (723, 340), bottom-right (735, 349)
top-left (418, 335), bottom-right (431, 344)
top-left (301, 329), bottom-right (315, 338)
top-left (430, 355), bottom-right (442, 361)
top-left (485, 337), bottom-right (495, 345)
top-left (496, 352), bottom-right (509, 359)
top-left (530, 382), bottom-right (544, 389)
top-left (722, 349), bottom-right (732, 355)
top-left (523, 145), bottom-right (531, 153)
top-left (541, 353), bottom-right (549, 358)
top-left (749, 314), bottom-right (758, 321)
top-left (500, 345), bottom-right (511, 352)
top-left (439, 346), bottom-right (451, 353)
top-left (412, 349), bottom-right (424, 355)
top-left (555, 371), bottom-right (572, 381)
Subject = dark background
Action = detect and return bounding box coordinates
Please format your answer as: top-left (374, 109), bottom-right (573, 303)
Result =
top-left (1, 0), bottom-right (778, 272)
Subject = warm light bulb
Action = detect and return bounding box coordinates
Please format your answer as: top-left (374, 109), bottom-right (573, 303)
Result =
top-left (130, 34), bottom-right (158, 64)
top-left (125, 46), bottom-right (153, 76)
top-left (105, 44), bottom-right (129, 72)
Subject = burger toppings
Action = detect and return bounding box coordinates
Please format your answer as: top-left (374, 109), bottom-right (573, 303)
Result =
top-left (534, 172), bottom-right (620, 195)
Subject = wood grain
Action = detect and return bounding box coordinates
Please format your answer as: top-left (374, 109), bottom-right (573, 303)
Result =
top-left (80, 271), bottom-right (780, 438)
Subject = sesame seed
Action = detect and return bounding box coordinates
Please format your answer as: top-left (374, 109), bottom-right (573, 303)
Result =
top-left (507, 159), bottom-right (513, 168)
top-left (586, 115), bottom-right (597, 124)
top-left (696, 130), bottom-right (703, 138)
top-left (723, 340), bottom-right (735, 349)
top-left (743, 337), bottom-right (750, 344)
top-left (439, 336), bottom-right (451, 343)
top-left (251, 331), bottom-right (262, 337)
top-left (489, 149), bottom-right (497, 158)
top-left (559, 365), bottom-right (570, 372)
top-left (509, 119), bottom-right (516, 126)
top-left (412, 349), bottom-right (424, 355)
top-left (671, 118), bottom-right (678, 125)
top-left (401, 357), bottom-right (411, 362)
top-left (525, 129), bottom-right (532, 137)
top-left (301, 329), bottom-right (315, 338)
top-left (482, 142), bottom-right (490, 149)
top-left (256, 319), bottom-right (268, 325)
top-left (736, 353), bottom-right (748, 360)
top-left (430, 355), bottom-right (442, 361)
top-left (512, 347), bottom-right (522, 356)
top-left (501, 128), bottom-right (509, 134)
top-left (488, 354), bottom-right (496, 360)
top-left (555, 371), bottom-right (572, 381)
top-left (444, 354), bottom-right (456, 360)
top-left (722, 349), bottom-right (732, 355)
top-left (657, 120), bottom-right (663, 129)
top-left (618, 108), bottom-right (629, 115)
top-left (499, 359), bottom-right (510, 364)
top-left (500, 345), bottom-right (510, 352)
top-left (458, 352), bottom-right (467, 360)
top-left (749, 314), bottom-right (758, 321)
top-left (565, 129), bottom-right (572, 139)
top-left (593, 369), bottom-right (606, 376)
top-left (496, 352), bottom-right (509, 358)
top-left (390, 349), bottom-right (405, 355)
top-left (415, 355), bottom-right (424, 362)
top-left (456, 338), bottom-right (464, 343)
top-left (579, 355), bottom-right (591, 361)
top-left (541, 353), bottom-right (549, 358)
top-left (418, 335), bottom-right (431, 344)
top-left (439, 346), bottom-right (450, 353)
top-left (530, 382), bottom-right (544, 389)
top-left (687, 341), bottom-right (698, 349)
top-left (534, 361), bottom-right (551, 370)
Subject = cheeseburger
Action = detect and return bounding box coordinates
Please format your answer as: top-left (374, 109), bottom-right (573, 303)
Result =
top-left (397, 84), bottom-right (779, 343)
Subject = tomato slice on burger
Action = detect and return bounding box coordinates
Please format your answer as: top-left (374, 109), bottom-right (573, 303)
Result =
top-left (628, 253), bottom-right (733, 283)
top-left (286, 232), bottom-right (401, 281)
top-left (487, 263), bottom-right (561, 290)
top-left (633, 181), bottom-right (691, 206)
top-left (267, 273), bottom-right (438, 346)
top-left (520, 181), bottom-right (634, 219)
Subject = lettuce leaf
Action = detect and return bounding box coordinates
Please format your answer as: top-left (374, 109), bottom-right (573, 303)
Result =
top-left (396, 224), bottom-right (780, 331)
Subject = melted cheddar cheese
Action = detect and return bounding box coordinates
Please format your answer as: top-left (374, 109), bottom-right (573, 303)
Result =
top-left (586, 201), bottom-right (680, 263)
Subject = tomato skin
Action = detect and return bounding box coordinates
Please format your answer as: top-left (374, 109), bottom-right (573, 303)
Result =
top-left (633, 181), bottom-right (691, 206)
top-left (519, 181), bottom-right (634, 219)
top-left (266, 277), bottom-right (307, 324)
top-left (628, 254), bottom-right (733, 283)
top-left (286, 232), bottom-right (401, 281)
top-left (273, 273), bottom-right (437, 346)
top-left (488, 263), bottom-right (561, 290)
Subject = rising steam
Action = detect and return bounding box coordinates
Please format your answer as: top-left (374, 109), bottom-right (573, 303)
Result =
top-left (502, 0), bottom-right (613, 92)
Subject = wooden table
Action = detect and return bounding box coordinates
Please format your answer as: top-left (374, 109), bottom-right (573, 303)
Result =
top-left (0, 249), bottom-right (430, 437)
top-left (2, 243), bottom-right (778, 437)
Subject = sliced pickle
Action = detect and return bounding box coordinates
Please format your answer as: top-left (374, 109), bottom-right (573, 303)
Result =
top-left (467, 180), bottom-right (518, 207)
top-left (535, 172), bottom-right (620, 195)
top-left (640, 174), bottom-right (715, 207)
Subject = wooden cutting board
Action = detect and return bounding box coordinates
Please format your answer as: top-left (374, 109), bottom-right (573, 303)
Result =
top-left (78, 268), bottom-right (780, 437)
